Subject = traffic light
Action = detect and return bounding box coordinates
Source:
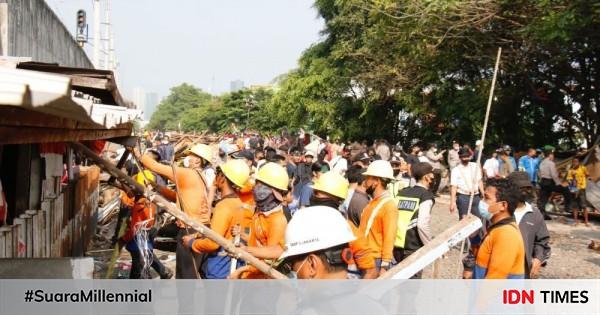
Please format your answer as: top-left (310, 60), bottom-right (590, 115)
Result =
top-left (76, 10), bottom-right (86, 30)
top-left (76, 10), bottom-right (88, 46)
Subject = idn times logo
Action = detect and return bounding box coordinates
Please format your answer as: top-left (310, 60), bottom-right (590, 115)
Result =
top-left (502, 290), bottom-right (589, 304)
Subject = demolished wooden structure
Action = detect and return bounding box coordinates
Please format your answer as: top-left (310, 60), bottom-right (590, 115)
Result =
top-left (69, 142), bottom-right (288, 280)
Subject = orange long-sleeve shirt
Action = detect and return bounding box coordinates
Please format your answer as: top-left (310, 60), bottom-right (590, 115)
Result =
top-left (358, 194), bottom-right (398, 263)
top-left (140, 154), bottom-right (210, 226)
top-left (191, 197), bottom-right (245, 253)
top-left (348, 220), bottom-right (376, 270)
top-left (242, 207), bottom-right (287, 279)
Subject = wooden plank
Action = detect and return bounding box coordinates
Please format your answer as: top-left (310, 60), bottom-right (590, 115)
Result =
top-left (0, 227), bottom-right (10, 258)
top-left (21, 213), bottom-right (33, 258)
top-left (0, 3), bottom-right (8, 56)
top-left (69, 141), bottom-right (288, 280)
top-left (0, 107), bottom-right (89, 129)
top-left (41, 201), bottom-right (51, 258)
top-left (70, 76), bottom-right (110, 90)
top-left (27, 210), bottom-right (40, 257)
top-left (13, 219), bottom-right (25, 258)
top-left (0, 126), bottom-right (131, 145)
top-left (378, 215), bottom-right (482, 279)
top-left (3, 227), bottom-right (13, 258)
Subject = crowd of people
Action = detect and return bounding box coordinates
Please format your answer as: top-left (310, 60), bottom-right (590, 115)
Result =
top-left (113, 130), bottom-right (596, 280)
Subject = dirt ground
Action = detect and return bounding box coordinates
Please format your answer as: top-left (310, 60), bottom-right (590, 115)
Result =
top-left (90, 192), bottom-right (600, 279)
top-left (420, 194), bottom-right (600, 279)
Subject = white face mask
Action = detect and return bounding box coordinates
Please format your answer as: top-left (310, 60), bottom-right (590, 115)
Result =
top-left (287, 256), bottom-right (309, 279)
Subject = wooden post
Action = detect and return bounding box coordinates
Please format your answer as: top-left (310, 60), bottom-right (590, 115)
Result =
top-left (0, 226), bottom-right (10, 258)
top-left (42, 201), bottom-right (51, 257)
top-left (378, 216), bottom-right (482, 279)
top-left (13, 218), bottom-right (25, 257)
top-left (21, 213), bottom-right (33, 257)
top-left (69, 141), bottom-right (288, 280)
top-left (30, 210), bottom-right (41, 257)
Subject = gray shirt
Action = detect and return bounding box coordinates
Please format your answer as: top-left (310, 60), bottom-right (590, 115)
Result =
top-left (539, 158), bottom-right (560, 185)
top-left (448, 149), bottom-right (460, 169)
top-left (425, 149), bottom-right (444, 170)
top-left (347, 190), bottom-right (370, 227)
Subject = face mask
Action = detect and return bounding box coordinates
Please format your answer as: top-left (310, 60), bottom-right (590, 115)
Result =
top-left (287, 256), bottom-right (309, 279)
top-left (520, 190), bottom-right (533, 203)
top-left (253, 183), bottom-right (280, 212)
top-left (366, 184), bottom-right (376, 196)
top-left (310, 195), bottom-right (340, 209)
top-left (478, 200), bottom-right (500, 221)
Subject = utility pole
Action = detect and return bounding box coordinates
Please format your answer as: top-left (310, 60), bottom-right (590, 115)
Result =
top-left (103, 0), bottom-right (110, 70)
top-left (93, 0), bottom-right (100, 68)
top-left (245, 94), bottom-right (254, 129)
top-left (108, 0), bottom-right (115, 72)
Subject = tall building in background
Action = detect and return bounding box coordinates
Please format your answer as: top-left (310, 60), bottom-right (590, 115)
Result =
top-left (132, 87), bottom-right (146, 112)
top-left (230, 80), bottom-right (245, 92)
top-left (144, 92), bottom-right (159, 120)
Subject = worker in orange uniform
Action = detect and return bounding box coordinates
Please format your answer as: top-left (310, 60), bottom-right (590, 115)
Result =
top-left (358, 160), bottom-right (399, 278)
top-left (309, 171), bottom-right (378, 279)
top-left (182, 159), bottom-right (250, 279)
top-left (229, 162), bottom-right (289, 279)
top-left (121, 171), bottom-right (173, 279)
top-left (134, 144), bottom-right (212, 279)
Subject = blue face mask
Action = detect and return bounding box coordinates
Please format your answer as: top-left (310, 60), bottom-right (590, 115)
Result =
top-left (478, 200), bottom-right (493, 220)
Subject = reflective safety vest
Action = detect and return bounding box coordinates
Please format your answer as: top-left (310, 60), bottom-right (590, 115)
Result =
top-left (394, 186), bottom-right (434, 250)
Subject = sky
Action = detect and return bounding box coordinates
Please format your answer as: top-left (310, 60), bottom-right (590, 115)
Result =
top-left (45, 0), bottom-right (324, 100)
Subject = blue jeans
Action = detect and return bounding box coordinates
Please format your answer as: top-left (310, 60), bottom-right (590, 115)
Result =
top-left (457, 194), bottom-right (481, 219)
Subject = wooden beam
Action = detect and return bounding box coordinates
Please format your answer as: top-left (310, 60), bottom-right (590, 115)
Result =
top-left (378, 215), bottom-right (482, 279)
top-left (0, 127), bottom-right (131, 145)
top-left (68, 142), bottom-right (287, 280)
top-left (71, 76), bottom-right (110, 90)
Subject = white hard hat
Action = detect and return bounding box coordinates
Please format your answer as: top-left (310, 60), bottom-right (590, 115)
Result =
top-left (362, 160), bottom-right (395, 180)
top-left (279, 206), bottom-right (356, 260)
top-left (475, 140), bottom-right (482, 146)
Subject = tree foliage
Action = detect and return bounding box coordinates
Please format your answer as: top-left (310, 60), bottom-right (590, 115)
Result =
top-left (148, 84), bottom-right (212, 131)
top-left (150, 0), bottom-right (599, 151)
top-left (267, 0), bottom-right (600, 150)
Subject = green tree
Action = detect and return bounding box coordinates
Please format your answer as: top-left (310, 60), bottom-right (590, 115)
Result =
top-left (269, 0), bottom-right (600, 150)
top-left (148, 83), bottom-right (212, 131)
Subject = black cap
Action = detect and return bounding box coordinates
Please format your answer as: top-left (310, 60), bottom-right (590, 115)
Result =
top-left (508, 172), bottom-right (532, 188)
top-left (458, 148), bottom-right (471, 158)
top-left (232, 150), bottom-right (254, 161)
top-left (412, 162), bottom-right (433, 180)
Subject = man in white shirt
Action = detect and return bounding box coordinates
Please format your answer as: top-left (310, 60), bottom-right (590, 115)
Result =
top-left (330, 147), bottom-right (350, 176)
top-left (450, 148), bottom-right (485, 219)
top-left (483, 150), bottom-right (500, 179)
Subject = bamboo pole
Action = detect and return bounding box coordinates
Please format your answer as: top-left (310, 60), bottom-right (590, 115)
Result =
top-left (454, 47), bottom-right (502, 278)
top-left (69, 142), bottom-right (287, 280)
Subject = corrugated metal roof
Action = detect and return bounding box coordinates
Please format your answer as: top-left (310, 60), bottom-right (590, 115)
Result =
top-left (16, 62), bottom-right (134, 108)
top-left (0, 67), bottom-right (139, 129)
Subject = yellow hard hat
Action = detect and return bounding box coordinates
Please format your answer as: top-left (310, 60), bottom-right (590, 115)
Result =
top-left (220, 159), bottom-right (251, 188)
top-left (363, 160), bottom-right (395, 180)
top-left (186, 143), bottom-right (212, 163)
top-left (134, 170), bottom-right (155, 186)
top-left (255, 162), bottom-right (289, 191)
top-left (312, 171), bottom-right (349, 200)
